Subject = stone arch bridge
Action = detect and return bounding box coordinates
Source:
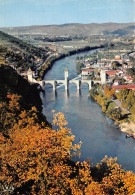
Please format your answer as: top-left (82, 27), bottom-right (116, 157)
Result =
top-left (27, 68), bottom-right (106, 91)
top-left (42, 79), bottom-right (102, 90)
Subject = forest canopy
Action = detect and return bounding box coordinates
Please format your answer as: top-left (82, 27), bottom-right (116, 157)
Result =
top-left (0, 94), bottom-right (135, 194)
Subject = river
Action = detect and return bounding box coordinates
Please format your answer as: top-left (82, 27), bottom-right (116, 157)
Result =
top-left (42, 49), bottom-right (135, 172)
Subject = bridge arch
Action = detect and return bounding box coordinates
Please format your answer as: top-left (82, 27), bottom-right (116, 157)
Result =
top-left (80, 82), bottom-right (89, 90)
top-left (44, 80), bottom-right (57, 90)
top-left (44, 82), bottom-right (53, 89)
top-left (69, 80), bottom-right (80, 90)
top-left (56, 81), bottom-right (65, 85)
top-left (81, 80), bottom-right (92, 90)
top-left (56, 80), bottom-right (67, 90)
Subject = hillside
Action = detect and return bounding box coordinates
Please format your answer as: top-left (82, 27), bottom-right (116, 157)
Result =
top-left (0, 23), bottom-right (134, 36)
top-left (0, 31), bottom-right (50, 72)
top-left (0, 64), bottom-right (43, 112)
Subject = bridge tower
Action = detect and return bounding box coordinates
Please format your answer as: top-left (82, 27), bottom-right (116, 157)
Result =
top-left (100, 69), bottom-right (106, 84)
top-left (27, 68), bottom-right (33, 82)
top-left (65, 68), bottom-right (68, 80)
top-left (65, 68), bottom-right (69, 90)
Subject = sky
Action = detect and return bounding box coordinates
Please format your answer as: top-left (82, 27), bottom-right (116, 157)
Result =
top-left (0, 0), bottom-right (134, 27)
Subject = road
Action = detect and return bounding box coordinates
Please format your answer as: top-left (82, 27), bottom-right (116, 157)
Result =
top-left (113, 99), bottom-right (130, 113)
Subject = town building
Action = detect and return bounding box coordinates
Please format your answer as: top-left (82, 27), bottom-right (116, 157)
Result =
top-left (81, 68), bottom-right (94, 80)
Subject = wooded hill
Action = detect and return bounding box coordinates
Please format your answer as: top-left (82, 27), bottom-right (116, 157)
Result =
top-left (0, 64), bottom-right (44, 113)
top-left (0, 31), bottom-right (50, 72)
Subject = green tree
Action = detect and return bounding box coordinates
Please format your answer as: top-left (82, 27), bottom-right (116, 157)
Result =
top-left (106, 107), bottom-right (122, 120)
top-left (126, 68), bottom-right (135, 76)
top-left (115, 89), bottom-right (129, 103)
top-left (125, 90), bottom-right (135, 110)
top-left (76, 62), bottom-right (85, 74)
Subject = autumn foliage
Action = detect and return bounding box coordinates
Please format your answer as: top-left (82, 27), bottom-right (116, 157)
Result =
top-left (104, 84), bottom-right (115, 98)
top-left (0, 94), bottom-right (135, 194)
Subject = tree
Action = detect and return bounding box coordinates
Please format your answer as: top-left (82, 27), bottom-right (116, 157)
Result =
top-left (106, 107), bottom-right (122, 120)
top-left (126, 68), bottom-right (135, 76)
top-left (125, 90), bottom-right (135, 110)
top-left (100, 156), bottom-right (135, 195)
top-left (130, 103), bottom-right (135, 115)
top-left (104, 84), bottom-right (115, 98)
top-left (112, 61), bottom-right (117, 70)
top-left (0, 108), bottom-right (81, 194)
top-left (112, 61), bottom-right (121, 70)
top-left (0, 94), bottom-right (135, 194)
top-left (0, 94), bottom-right (21, 135)
top-left (129, 56), bottom-right (135, 67)
top-left (76, 62), bottom-right (85, 74)
top-left (115, 88), bottom-right (129, 103)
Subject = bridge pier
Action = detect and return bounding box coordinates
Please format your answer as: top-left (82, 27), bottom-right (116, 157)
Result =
top-left (76, 80), bottom-right (81, 90)
top-left (52, 81), bottom-right (57, 90)
top-left (65, 80), bottom-right (69, 90)
top-left (88, 81), bottom-right (92, 90)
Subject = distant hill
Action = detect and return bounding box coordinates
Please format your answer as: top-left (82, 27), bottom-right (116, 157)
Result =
top-left (0, 23), bottom-right (134, 36)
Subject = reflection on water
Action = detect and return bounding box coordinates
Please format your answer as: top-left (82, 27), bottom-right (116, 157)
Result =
top-left (42, 50), bottom-right (135, 172)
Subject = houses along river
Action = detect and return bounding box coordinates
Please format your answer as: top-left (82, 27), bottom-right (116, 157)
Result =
top-left (42, 49), bottom-right (135, 172)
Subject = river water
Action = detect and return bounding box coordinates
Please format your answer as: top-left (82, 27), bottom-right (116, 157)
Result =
top-left (42, 50), bottom-right (135, 172)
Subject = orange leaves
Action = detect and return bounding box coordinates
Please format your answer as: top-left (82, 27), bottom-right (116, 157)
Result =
top-left (85, 181), bottom-right (103, 195)
top-left (52, 111), bottom-right (81, 157)
top-left (0, 108), bottom-right (81, 194)
top-left (0, 133), bottom-right (5, 143)
top-left (98, 156), bottom-right (135, 195)
top-left (123, 171), bottom-right (135, 194)
top-left (7, 93), bottom-right (21, 112)
top-left (0, 97), bottom-right (135, 194)
top-left (104, 84), bottom-right (115, 98)
top-left (70, 161), bottom-right (92, 195)
top-left (0, 93), bottom-right (22, 133)
top-left (52, 111), bottom-right (68, 128)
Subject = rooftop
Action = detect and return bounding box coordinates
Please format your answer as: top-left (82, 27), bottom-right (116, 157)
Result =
top-left (82, 69), bottom-right (94, 72)
top-left (112, 84), bottom-right (135, 90)
top-left (106, 70), bottom-right (116, 76)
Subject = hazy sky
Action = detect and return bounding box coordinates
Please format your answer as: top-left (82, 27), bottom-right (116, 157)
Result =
top-left (0, 0), bottom-right (134, 27)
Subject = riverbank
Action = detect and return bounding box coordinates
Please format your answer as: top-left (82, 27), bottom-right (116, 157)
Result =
top-left (119, 121), bottom-right (135, 137)
top-left (38, 45), bottom-right (105, 80)
top-left (89, 85), bottom-right (135, 138)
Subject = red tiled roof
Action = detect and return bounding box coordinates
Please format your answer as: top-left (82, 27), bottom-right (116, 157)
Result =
top-left (112, 85), bottom-right (135, 90)
top-left (116, 70), bottom-right (121, 73)
top-left (125, 75), bottom-right (132, 79)
top-left (106, 70), bottom-right (116, 76)
top-left (82, 69), bottom-right (94, 72)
